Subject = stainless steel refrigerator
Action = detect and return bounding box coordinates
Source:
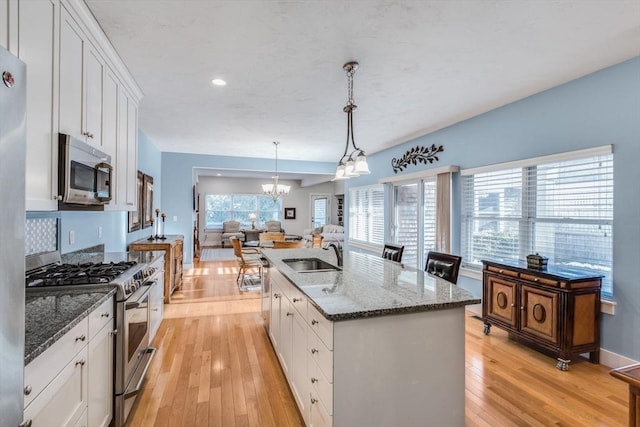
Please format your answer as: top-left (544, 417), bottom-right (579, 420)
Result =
top-left (0, 45), bottom-right (27, 427)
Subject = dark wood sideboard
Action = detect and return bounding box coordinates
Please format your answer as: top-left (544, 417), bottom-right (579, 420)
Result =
top-left (130, 235), bottom-right (184, 303)
top-left (481, 260), bottom-right (602, 371)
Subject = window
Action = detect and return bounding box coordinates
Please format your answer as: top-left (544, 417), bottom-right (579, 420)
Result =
top-left (349, 185), bottom-right (384, 246)
top-left (204, 194), bottom-right (282, 229)
top-left (461, 147), bottom-right (613, 295)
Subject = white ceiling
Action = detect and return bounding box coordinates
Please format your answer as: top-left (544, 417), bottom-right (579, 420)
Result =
top-left (86, 0), bottom-right (640, 166)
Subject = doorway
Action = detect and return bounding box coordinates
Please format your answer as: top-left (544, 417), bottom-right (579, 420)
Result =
top-left (310, 194), bottom-right (330, 230)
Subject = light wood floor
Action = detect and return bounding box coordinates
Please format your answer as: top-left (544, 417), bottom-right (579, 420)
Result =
top-left (126, 258), bottom-right (629, 426)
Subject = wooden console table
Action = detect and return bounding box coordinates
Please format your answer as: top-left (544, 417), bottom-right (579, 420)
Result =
top-left (610, 364), bottom-right (640, 427)
top-left (482, 260), bottom-right (602, 370)
top-left (130, 235), bottom-right (184, 303)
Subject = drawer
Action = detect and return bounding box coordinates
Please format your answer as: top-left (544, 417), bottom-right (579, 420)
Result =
top-left (288, 285), bottom-right (308, 321)
top-left (309, 328), bottom-right (333, 383)
top-left (307, 303), bottom-right (333, 351)
top-left (520, 273), bottom-right (560, 287)
top-left (310, 389), bottom-right (332, 427)
top-left (24, 318), bottom-right (88, 408)
top-left (310, 358), bottom-right (333, 415)
top-left (88, 296), bottom-right (114, 340)
top-left (487, 265), bottom-right (518, 278)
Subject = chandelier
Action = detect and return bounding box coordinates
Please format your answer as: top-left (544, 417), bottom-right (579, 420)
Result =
top-left (333, 61), bottom-right (370, 180)
top-left (262, 141), bottom-right (290, 201)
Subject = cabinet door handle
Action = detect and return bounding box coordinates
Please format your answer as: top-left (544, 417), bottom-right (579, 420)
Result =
top-left (311, 348), bottom-right (318, 354)
top-left (101, 312), bottom-right (110, 318)
top-left (311, 397), bottom-right (318, 404)
top-left (75, 359), bottom-right (86, 367)
top-left (499, 269), bottom-right (504, 273)
top-left (286, 312), bottom-right (293, 316)
top-left (520, 306), bottom-right (525, 310)
top-left (24, 385), bottom-right (32, 395)
top-left (311, 320), bottom-right (318, 325)
top-left (292, 298), bottom-right (302, 302)
top-left (75, 334), bottom-right (86, 342)
top-left (311, 377), bottom-right (318, 384)
top-left (274, 293), bottom-right (280, 299)
top-left (534, 278), bottom-right (539, 282)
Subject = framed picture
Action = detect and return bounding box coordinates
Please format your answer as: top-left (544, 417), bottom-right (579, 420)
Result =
top-left (128, 171), bottom-right (143, 232)
top-left (284, 207), bottom-right (296, 220)
top-left (142, 174), bottom-right (154, 228)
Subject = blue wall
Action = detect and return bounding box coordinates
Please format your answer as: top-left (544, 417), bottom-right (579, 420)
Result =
top-left (160, 152), bottom-right (336, 265)
top-left (342, 57), bottom-right (640, 361)
top-left (52, 130), bottom-right (162, 253)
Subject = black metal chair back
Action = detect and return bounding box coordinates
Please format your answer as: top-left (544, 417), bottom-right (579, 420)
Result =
top-left (382, 243), bottom-right (404, 263)
top-left (425, 251), bottom-right (462, 284)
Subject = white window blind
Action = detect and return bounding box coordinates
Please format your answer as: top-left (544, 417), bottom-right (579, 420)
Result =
top-left (461, 150), bottom-right (613, 295)
top-left (349, 185), bottom-right (385, 246)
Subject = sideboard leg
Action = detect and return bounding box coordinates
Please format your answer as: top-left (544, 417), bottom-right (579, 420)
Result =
top-left (483, 323), bottom-right (491, 335)
top-left (556, 358), bottom-right (570, 371)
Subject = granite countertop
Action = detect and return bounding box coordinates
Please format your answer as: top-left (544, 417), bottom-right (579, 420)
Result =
top-left (60, 250), bottom-right (164, 265)
top-left (262, 248), bottom-right (480, 321)
top-left (25, 285), bottom-right (116, 365)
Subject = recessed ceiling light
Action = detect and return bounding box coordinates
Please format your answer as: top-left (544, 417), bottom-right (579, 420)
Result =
top-left (211, 78), bottom-right (226, 86)
top-left (216, 173), bottom-right (222, 176)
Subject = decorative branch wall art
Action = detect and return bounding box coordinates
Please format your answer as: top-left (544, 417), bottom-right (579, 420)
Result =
top-left (391, 144), bottom-right (444, 173)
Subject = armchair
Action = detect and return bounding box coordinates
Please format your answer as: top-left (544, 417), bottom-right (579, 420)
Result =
top-left (221, 221), bottom-right (244, 248)
top-left (265, 220), bottom-right (283, 233)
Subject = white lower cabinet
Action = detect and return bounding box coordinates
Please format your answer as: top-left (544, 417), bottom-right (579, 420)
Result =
top-left (269, 270), bottom-right (331, 426)
top-left (24, 346), bottom-right (88, 427)
top-left (87, 299), bottom-right (115, 427)
top-left (149, 277), bottom-right (165, 342)
top-left (24, 296), bottom-right (115, 427)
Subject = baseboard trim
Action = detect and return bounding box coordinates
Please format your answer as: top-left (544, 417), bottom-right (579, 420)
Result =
top-left (599, 348), bottom-right (639, 369)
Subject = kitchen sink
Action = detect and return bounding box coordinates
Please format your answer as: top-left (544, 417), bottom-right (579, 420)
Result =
top-left (282, 258), bottom-right (341, 273)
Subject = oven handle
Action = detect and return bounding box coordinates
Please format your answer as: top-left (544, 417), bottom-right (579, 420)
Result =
top-left (123, 347), bottom-right (156, 399)
top-left (125, 283), bottom-right (152, 309)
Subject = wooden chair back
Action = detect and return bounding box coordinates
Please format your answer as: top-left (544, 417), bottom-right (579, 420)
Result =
top-left (382, 243), bottom-right (404, 263)
top-left (273, 240), bottom-right (306, 249)
top-left (259, 232), bottom-right (285, 245)
top-left (425, 251), bottom-right (462, 284)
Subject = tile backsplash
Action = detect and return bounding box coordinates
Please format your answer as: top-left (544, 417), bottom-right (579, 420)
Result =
top-left (25, 218), bottom-right (58, 255)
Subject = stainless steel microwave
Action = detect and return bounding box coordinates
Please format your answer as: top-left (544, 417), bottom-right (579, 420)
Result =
top-left (58, 133), bottom-right (112, 206)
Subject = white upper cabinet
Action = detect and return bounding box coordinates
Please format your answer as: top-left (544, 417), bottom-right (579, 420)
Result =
top-left (59, 4), bottom-right (106, 151)
top-left (58, 5), bottom-right (84, 143)
top-left (17, 0), bottom-right (142, 211)
top-left (19, 0), bottom-right (59, 211)
top-left (83, 42), bottom-right (104, 148)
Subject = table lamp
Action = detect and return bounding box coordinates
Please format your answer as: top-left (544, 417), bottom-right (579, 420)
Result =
top-left (249, 213), bottom-right (257, 229)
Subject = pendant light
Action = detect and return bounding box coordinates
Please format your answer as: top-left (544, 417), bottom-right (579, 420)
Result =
top-left (262, 141), bottom-right (290, 201)
top-left (333, 61), bottom-right (370, 180)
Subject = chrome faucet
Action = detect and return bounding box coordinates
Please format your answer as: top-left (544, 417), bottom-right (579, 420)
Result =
top-left (323, 242), bottom-right (343, 266)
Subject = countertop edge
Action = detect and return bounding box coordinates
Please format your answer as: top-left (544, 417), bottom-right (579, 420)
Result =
top-left (312, 298), bottom-right (482, 322)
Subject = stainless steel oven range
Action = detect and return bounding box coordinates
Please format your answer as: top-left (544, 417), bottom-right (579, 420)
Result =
top-left (25, 251), bottom-right (164, 427)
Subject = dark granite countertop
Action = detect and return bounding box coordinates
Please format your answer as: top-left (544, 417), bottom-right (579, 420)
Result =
top-left (262, 249), bottom-right (480, 321)
top-left (25, 285), bottom-right (116, 365)
top-left (60, 250), bottom-right (164, 265)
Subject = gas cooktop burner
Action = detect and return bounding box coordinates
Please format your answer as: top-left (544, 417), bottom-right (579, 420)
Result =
top-left (26, 261), bottom-right (137, 288)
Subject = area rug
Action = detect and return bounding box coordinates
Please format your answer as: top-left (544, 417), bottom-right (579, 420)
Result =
top-left (239, 273), bottom-right (262, 292)
top-left (199, 248), bottom-right (236, 261)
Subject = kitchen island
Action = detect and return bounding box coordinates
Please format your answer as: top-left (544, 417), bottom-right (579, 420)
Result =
top-left (261, 248), bottom-right (480, 427)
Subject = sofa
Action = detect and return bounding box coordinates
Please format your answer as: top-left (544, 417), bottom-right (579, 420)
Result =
top-left (302, 224), bottom-right (344, 244)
